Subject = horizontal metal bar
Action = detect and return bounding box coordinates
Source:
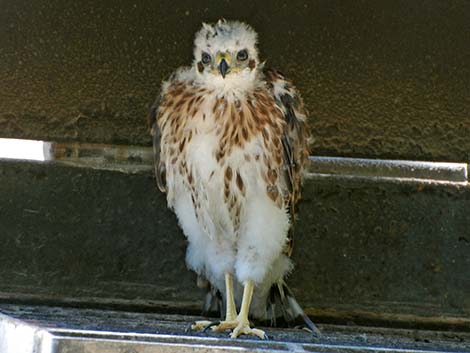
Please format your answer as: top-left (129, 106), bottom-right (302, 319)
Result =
top-left (0, 138), bottom-right (468, 183)
top-left (50, 142), bottom-right (154, 174)
top-left (307, 156), bottom-right (468, 183)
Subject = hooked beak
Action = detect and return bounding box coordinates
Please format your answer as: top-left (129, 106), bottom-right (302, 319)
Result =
top-left (218, 58), bottom-right (229, 78)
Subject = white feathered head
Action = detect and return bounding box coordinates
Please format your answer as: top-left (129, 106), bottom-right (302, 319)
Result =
top-left (193, 20), bottom-right (261, 84)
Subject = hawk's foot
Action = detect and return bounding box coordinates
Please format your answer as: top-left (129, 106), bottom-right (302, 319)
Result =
top-left (208, 318), bottom-right (265, 339)
top-left (230, 319), bottom-right (267, 340)
top-left (209, 319), bottom-right (238, 332)
top-left (191, 320), bottom-right (218, 331)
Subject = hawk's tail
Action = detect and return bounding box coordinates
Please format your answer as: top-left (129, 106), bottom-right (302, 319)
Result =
top-left (198, 276), bottom-right (224, 318)
top-left (198, 276), bottom-right (321, 335)
top-left (266, 280), bottom-right (321, 335)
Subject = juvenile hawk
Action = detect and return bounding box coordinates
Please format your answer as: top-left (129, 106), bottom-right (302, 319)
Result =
top-left (151, 19), bottom-right (317, 339)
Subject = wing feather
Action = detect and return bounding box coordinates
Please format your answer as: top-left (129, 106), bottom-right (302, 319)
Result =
top-left (264, 68), bottom-right (310, 257)
top-left (149, 96), bottom-right (167, 193)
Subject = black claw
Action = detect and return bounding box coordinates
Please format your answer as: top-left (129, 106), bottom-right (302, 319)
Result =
top-left (302, 325), bottom-right (322, 337)
top-left (311, 326), bottom-right (322, 337)
top-left (263, 333), bottom-right (270, 340)
top-left (203, 320), bottom-right (221, 332)
top-left (301, 314), bottom-right (322, 336)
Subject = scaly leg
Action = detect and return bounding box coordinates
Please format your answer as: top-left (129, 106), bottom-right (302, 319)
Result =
top-left (193, 276), bottom-right (266, 339)
top-left (209, 273), bottom-right (238, 332)
top-left (230, 280), bottom-right (266, 339)
top-left (212, 279), bottom-right (266, 339)
top-left (192, 273), bottom-right (237, 331)
top-left (225, 273), bottom-right (237, 321)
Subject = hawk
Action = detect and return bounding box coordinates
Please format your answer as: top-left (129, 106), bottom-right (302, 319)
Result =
top-left (150, 19), bottom-right (318, 339)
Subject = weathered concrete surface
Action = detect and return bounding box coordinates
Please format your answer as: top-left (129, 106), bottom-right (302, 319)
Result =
top-left (1, 305), bottom-right (469, 353)
top-left (1, 0), bottom-right (470, 161)
top-left (0, 160), bottom-right (469, 329)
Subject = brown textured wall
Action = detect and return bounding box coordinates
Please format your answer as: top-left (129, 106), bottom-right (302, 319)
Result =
top-left (1, 0), bottom-right (469, 161)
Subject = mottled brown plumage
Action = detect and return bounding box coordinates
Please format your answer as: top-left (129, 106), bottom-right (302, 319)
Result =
top-left (155, 68), bottom-right (309, 229)
top-left (151, 20), bottom-right (318, 339)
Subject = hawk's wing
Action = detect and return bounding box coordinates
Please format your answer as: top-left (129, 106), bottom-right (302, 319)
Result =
top-left (149, 97), bottom-right (166, 193)
top-left (263, 69), bottom-right (320, 333)
top-left (264, 68), bottom-right (310, 257)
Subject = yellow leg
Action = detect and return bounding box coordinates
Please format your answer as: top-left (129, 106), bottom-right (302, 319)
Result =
top-left (192, 273), bottom-right (237, 331)
top-left (193, 276), bottom-right (266, 339)
top-left (230, 280), bottom-right (266, 339)
top-left (210, 273), bottom-right (239, 332)
top-left (212, 279), bottom-right (266, 339)
top-left (225, 273), bottom-right (237, 321)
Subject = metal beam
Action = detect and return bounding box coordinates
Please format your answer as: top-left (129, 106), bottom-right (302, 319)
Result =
top-left (0, 138), bottom-right (468, 183)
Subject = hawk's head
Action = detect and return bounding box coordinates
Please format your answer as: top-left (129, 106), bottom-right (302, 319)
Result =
top-left (193, 20), bottom-right (261, 92)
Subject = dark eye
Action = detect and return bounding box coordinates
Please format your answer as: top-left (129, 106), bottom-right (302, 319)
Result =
top-left (201, 52), bottom-right (211, 64)
top-left (237, 49), bottom-right (248, 61)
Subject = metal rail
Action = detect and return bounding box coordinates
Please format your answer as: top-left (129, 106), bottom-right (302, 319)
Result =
top-left (0, 138), bottom-right (468, 184)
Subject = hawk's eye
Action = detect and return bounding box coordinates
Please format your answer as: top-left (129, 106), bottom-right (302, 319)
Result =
top-left (201, 52), bottom-right (211, 64)
top-left (237, 49), bottom-right (248, 61)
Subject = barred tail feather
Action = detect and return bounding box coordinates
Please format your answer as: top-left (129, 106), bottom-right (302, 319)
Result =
top-left (198, 276), bottom-right (223, 317)
top-left (267, 281), bottom-right (321, 335)
top-left (197, 277), bottom-right (320, 335)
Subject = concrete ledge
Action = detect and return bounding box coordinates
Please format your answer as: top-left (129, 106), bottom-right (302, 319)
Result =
top-left (1, 305), bottom-right (469, 353)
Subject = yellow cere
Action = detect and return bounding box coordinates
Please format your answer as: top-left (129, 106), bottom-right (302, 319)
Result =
top-left (216, 52), bottom-right (232, 65)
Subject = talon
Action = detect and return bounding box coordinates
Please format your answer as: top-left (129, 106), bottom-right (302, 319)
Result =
top-left (191, 320), bottom-right (214, 331)
top-left (251, 327), bottom-right (267, 340)
top-left (203, 321), bottom-right (221, 332)
top-left (210, 319), bottom-right (238, 332)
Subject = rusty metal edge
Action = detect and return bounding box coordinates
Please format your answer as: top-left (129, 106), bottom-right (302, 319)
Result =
top-left (0, 138), bottom-right (467, 184)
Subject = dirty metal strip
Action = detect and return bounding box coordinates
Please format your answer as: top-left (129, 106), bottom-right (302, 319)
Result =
top-left (307, 156), bottom-right (468, 184)
top-left (50, 141), bottom-right (154, 174)
top-left (0, 138), bottom-right (468, 184)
